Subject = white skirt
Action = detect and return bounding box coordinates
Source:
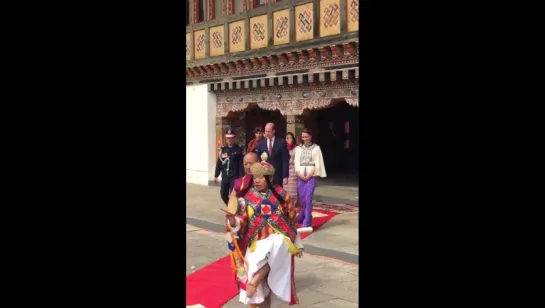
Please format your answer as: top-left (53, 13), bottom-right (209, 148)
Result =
top-left (239, 233), bottom-right (292, 306)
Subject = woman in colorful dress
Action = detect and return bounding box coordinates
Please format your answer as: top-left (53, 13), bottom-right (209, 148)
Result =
top-left (224, 156), bottom-right (304, 307)
top-left (285, 132), bottom-right (299, 208)
top-left (294, 129), bottom-right (327, 228)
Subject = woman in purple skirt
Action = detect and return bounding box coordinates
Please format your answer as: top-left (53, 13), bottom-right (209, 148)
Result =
top-left (294, 129), bottom-right (327, 228)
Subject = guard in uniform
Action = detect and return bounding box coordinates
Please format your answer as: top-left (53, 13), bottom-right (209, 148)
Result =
top-left (214, 129), bottom-right (244, 205)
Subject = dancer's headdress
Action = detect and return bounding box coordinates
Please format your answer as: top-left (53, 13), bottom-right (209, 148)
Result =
top-left (250, 153), bottom-right (275, 177)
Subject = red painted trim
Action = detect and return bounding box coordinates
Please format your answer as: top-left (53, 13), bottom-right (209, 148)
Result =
top-left (228, 0), bottom-right (234, 14)
top-left (209, 0), bottom-right (215, 19)
top-left (193, 0), bottom-right (198, 24)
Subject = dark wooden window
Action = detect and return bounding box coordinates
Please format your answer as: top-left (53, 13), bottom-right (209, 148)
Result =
top-left (186, 0), bottom-right (190, 25)
top-left (197, 0), bottom-right (205, 23)
top-left (254, 0), bottom-right (266, 7)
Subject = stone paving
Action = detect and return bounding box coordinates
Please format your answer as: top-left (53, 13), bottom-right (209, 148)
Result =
top-left (187, 225), bottom-right (359, 308)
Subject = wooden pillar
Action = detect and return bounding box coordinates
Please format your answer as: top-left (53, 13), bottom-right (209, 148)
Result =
top-left (286, 114), bottom-right (306, 145)
top-left (215, 117), bottom-right (232, 155)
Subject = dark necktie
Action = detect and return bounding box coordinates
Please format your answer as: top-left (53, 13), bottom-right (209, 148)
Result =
top-left (268, 139), bottom-right (272, 155)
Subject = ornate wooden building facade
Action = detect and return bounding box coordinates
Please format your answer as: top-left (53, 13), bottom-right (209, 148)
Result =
top-left (186, 0), bottom-right (359, 162)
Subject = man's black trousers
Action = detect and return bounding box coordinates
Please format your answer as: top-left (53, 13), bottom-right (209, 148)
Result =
top-left (220, 177), bottom-right (236, 205)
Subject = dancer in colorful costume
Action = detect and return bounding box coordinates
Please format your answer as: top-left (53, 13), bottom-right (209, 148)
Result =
top-left (226, 152), bottom-right (258, 287)
top-left (223, 152), bottom-right (304, 307)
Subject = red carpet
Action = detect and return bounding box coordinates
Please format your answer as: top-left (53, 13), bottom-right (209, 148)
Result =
top-left (186, 207), bottom-right (338, 307)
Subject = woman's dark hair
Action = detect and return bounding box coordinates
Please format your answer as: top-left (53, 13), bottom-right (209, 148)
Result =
top-left (301, 128), bottom-right (313, 136)
top-left (238, 175), bottom-right (286, 205)
top-left (286, 132), bottom-right (296, 144)
top-left (286, 132), bottom-right (300, 146)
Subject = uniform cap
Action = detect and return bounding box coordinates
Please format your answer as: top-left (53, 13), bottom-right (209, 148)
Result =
top-left (225, 129), bottom-right (236, 138)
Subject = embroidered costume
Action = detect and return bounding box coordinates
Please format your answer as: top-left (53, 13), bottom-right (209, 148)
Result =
top-left (224, 156), bottom-right (303, 306)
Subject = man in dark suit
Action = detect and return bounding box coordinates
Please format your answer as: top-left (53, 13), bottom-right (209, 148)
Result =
top-left (255, 122), bottom-right (289, 187)
top-left (214, 129), bottom-right (244, 205)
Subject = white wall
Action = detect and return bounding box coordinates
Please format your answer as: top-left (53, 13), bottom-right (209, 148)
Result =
top-left (186, 84), bottom-right (217, 185)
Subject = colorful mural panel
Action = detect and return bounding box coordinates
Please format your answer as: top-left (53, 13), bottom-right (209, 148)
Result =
top-left (250, 14), bottom-right (268, 50)
top-left (186, 33), bottom-right (191, 60)
top-left (295, 3), bottom-right (314, 42)
top-left (273, 9), bottom-right (290, 46)
top-left (347, 0), bottom-right (359, 32)
top-left (194, 30), bottom-right (206, 59)
top-left (320, 0), bottom-right (340, 37)
top-left (209, 25), bottom-right (225, 56)
top-left (229, 20), bottom-right (246, 53)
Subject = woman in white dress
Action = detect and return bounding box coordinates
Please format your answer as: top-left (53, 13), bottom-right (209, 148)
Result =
top-left (294, 129), bottom-right (327, 228)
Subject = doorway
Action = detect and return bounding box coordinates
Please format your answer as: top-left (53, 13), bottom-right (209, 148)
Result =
top-left (245, 106), bottom-right (286, 146)
top-left (311, 101), bottom-right (359, 182)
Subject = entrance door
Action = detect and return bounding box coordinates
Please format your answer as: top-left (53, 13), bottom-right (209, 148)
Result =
top-left (315, 101), bottom-right (359, 175)
top-left (245, 106), bottom-right (286, 146)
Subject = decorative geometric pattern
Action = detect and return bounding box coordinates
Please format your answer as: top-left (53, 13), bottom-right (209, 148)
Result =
top-left (212, 30), bottom-right (223, 48)
top-left (252, 22), bottom-right (265, 42)
top-left (209, 25), bottom-right (225, 56)
top-left (273, 9), bottom-right (290, 46)
top-left (347, 0), bottom-right (359, 32)
top-left (349, 0), bottom-right (359, 23)
top-left (298, 10), bottom-right (313, 33)
top-left (196, 33), bottom-right (205, 52)
top-left (186, 32), bottom-right (191, 60)
top-left (295, 3), bottom-right (314, 41)
top-left (275, 16), bottom-right (288, 39)
top-left (323, 3), bottom-right (340, 28)
top-left (186, 35), bottom-right (190, 59)
top-left (250, 15), bottom-right (268, 49)
top-left (193, 30), bottom-right (205, 59)
top-left (232, 26), bottom-right (242, 45)
top-left (229, 20), bottom-right (245, 53)
top-left (320, 0), bottom-right (340, 37)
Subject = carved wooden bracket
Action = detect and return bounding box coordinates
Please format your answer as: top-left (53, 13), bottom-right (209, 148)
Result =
top-left (235, 60), bottom-right (244, 71)
top-left (277, 54), bottom-right (288, 66)
top-left (250, 58), bottom-right (260, 69)
top-left (266, 55), bottom-right (277, 67)
top-left (212, 64), bottom-right (221, 74)
top-left (319, 47), bottom-right (331, 60)
top-left (243, 59), bottom-right (252, 70)
top-left (219, 63), bottom-right (229, 73)
top-left (343, 43), bottom-right (355, 56)
top-left (307, 48), bottom-right (318, 62)
top-left (226, 62), bottom-right (236, 72)
top-left (258, 57), bottom-right (268, 67)
top-left (331, 45), bottom-right (343, 58)
top-left (297, 50), bottom-right (308, 63)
